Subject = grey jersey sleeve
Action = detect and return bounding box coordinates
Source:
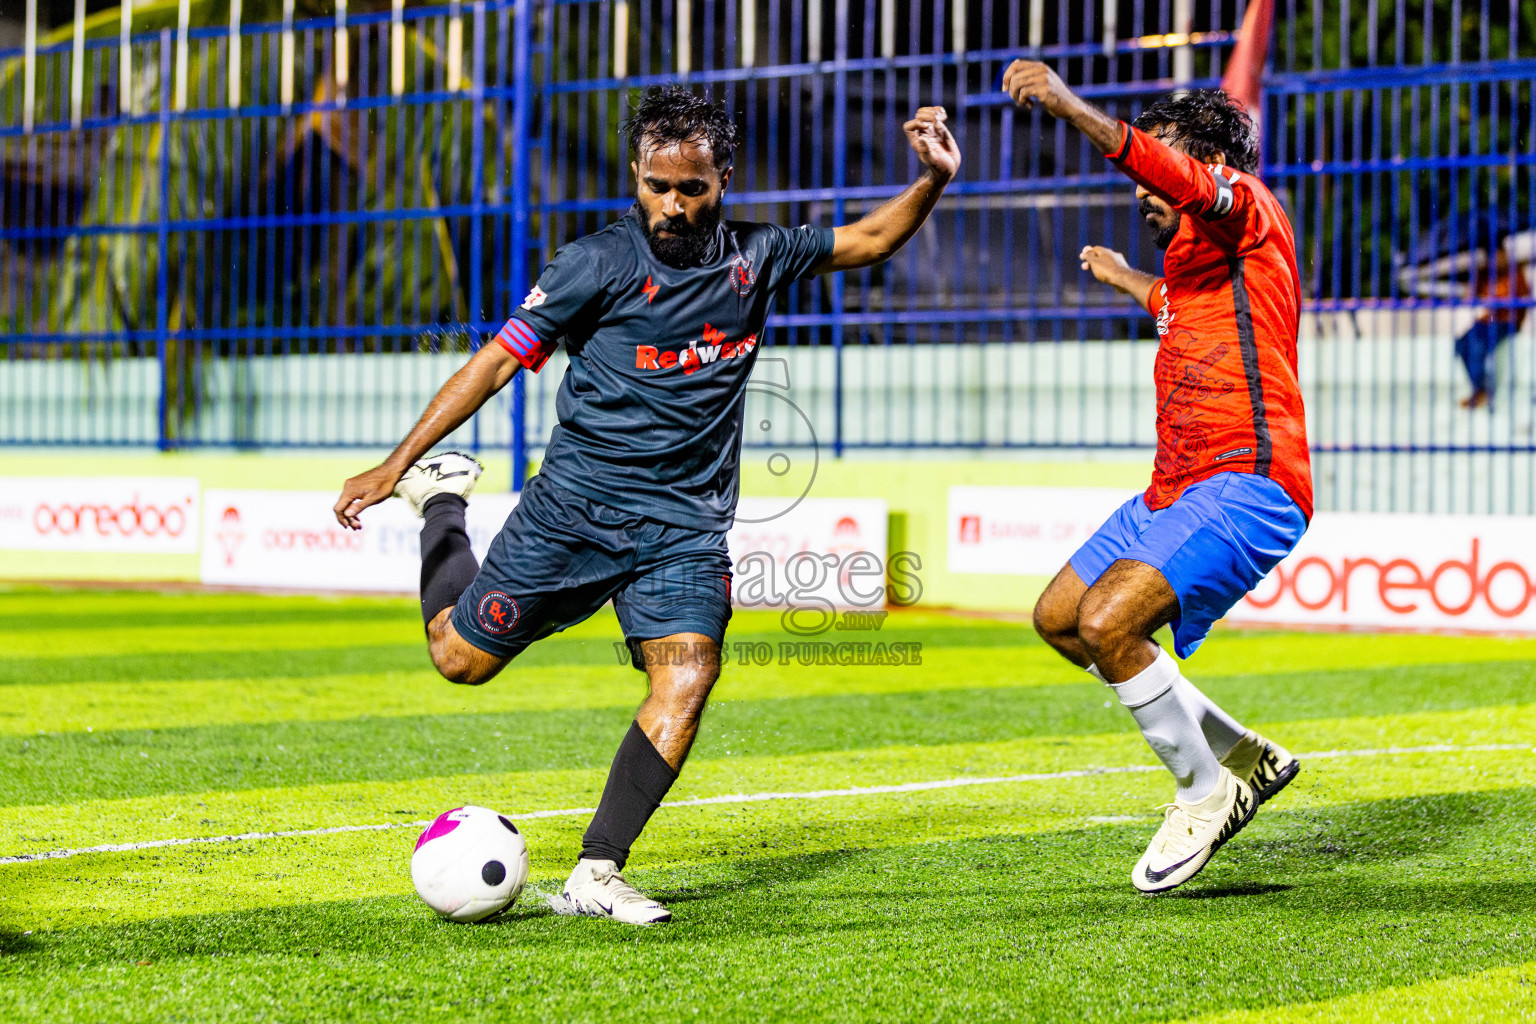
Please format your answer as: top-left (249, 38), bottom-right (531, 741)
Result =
top-left (761, 224), bottom-right (837, 291)
top-left (496, 245), bottom-right (603, 371)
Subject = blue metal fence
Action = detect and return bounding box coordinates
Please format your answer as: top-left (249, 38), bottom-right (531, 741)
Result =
top-left (3, 1), bottom-right (1534, 514)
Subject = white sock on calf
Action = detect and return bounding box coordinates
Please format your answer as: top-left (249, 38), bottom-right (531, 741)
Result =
top-left (1174, 676), bottom-right (1247, 761)
top-left (1105, 648), bottom-right (1223, 803)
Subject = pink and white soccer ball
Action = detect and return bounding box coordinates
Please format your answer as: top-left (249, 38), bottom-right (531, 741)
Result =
top-left (411, 806), bottom-right (530, 922)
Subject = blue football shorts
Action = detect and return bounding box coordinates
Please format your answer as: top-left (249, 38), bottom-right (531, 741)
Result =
top-left (1068, 471), bottom-right (1308, 659)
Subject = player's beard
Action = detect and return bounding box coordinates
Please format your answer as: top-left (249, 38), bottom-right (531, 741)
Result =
top-left (1141, 197), bottom-right (1181, 250)
top-left (643, 197), bottom-right (723, 268)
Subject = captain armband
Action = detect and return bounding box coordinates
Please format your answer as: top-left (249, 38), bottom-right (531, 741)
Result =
top-left (1199, 165), bottom-right (1240, 221)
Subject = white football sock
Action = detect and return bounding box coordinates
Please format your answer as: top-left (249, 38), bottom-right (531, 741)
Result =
top-left (1173, 676), bottom-right (1248, 761)
top-left (1103, 648), bottom-right (1223, 803)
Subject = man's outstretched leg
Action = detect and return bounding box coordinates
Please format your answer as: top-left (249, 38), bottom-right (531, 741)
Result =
top-left (561, 633), bottom-right (720, 925)
top-left (1039, 560), bottom-right (1296, 803)
top-left (393, 452), bottom-right (512, 685)
top-left (1069, 559), bottom-right (1255, 892)
top-left (1073, 561), bottom-right (1228, 794)
top-left (1035, 520), bottom-right (1302, 893)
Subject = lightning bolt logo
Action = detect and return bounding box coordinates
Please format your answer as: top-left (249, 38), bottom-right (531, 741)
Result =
top-left (641, 276), bottom-right (660, 304)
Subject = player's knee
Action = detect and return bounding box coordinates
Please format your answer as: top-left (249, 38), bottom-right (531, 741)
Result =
top-left (429, 637), bottom-right (501, 686)
top-left (1076, 598), bottom-right (1127, 659)
top-left (1032, 598), bottom-right (1075, 648)
top-left (433, 651), bottom-right (485, 686)
top-left (652, 668), bottom-right (717, 720)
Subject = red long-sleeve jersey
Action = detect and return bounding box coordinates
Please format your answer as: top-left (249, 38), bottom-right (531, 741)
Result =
top-left (1109, 123), bottom-right (1313, 520)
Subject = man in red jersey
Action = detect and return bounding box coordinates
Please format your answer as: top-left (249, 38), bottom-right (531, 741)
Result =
top-left (1002, 63), bottom-right (1313, 893)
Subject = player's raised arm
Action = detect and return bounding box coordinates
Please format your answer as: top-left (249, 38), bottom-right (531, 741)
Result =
top-left (1001, 60), bottom-right (1124, 153)
top-left (813, 106), bottom-right (960, 274)
top-left (1002, 60), bottom-right (1257, 253)
top-left (333, 343), bottom-right (522, 528)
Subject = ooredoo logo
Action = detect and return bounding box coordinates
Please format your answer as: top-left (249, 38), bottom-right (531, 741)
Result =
top-left (261, 527), bottom-right (363, 553)
top-left (1246, 539), bottom-right (1534, 619)
top-left (477, 591), bottom-right (520, 635)
top-left (32, 494), bottom-right (192, 538)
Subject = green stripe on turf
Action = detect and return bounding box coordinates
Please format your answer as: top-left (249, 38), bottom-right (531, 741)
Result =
top-left (0, 621), bottom-right (427, 658)
top-left (1171, 962), bottom-right (1536, 1024)
top-left (5, 596), bottom-right (1536, 683)
top-left (6, 660), bottom-right (1535, 807)
top-left (0, 646), bottom-right (1089, 735)
top-left (0, 591), bottom-right (420, 632)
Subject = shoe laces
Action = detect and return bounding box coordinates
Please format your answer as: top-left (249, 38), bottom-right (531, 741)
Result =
top-left (1152, 801), bottom-right (1209, 859)
top-left (592, 866), bottom-right (649, 905)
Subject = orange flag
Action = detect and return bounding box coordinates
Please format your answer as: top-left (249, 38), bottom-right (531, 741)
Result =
top-left (1222, 0), bottom-right (1276, 125)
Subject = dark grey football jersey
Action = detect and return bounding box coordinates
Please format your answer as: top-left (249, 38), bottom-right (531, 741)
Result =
top-left (495, 205), bottom-right (834, 531)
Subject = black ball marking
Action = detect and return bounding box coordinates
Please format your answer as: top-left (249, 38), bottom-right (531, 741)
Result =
top-left (498, 815), bottom-right (519, 834)
top-left (482, 860), bottom-right (506, 886)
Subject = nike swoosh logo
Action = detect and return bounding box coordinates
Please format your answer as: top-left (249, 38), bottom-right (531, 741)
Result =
top-left (428, 467), bottom-right (471, 479)
top-left (562, 891), bottom-right (613, 916)
top-left (1143, 850), bottom-right (1204, 884)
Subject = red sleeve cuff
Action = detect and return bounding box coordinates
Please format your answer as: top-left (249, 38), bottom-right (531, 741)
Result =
top-left (494, 317), bottom-right (554, 372)
top-left (1146, 278), bottom-right (1166, 317)
top-left (1106, 122), bottom-right (1133, 163)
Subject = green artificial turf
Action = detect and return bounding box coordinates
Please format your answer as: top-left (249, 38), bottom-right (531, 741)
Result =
top-left (2, 586), bottom-right (1534, 1023)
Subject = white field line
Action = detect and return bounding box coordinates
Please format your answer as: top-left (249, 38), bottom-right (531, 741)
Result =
top-left (2, 742), bottom-right (1530, 867)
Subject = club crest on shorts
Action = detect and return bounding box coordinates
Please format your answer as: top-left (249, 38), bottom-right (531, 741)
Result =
top-left (728, 255), bottom-right (756, 296)
top-left (477, 592), bottom-right (520, 634)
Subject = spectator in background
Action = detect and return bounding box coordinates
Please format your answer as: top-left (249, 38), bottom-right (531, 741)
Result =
top-left (1402, 214), bottom-right (1534, 410)
top-left (1457, 238), bottom-right (1531, 409)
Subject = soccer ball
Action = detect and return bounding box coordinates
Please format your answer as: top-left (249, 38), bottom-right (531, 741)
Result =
top-left (410, 806), bottom-right (530, 922)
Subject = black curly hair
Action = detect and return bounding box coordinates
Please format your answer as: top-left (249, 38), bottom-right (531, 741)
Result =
top-left (619, 86), bottom-right (740, 169)
top-left (1132, 89), bottom-right (1260, 175)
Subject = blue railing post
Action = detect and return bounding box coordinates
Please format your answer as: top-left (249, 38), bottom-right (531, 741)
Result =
top-left (155, 29), bottom-right (173, 451)
top-left (507, 0), bottom-right (532, 491)
top-left (469, 1), bottom-right (487, 457)
top-left (829, 0), bottom-right (848, 458)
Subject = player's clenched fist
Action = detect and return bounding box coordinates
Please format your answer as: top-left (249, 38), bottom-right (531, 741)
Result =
top-left (1080, 245), bottom-right (1130, 284)
top-left (1001, 59), bottom-right (1074, 118)
top-left (334, 463), bottom-right (403, 529)
top-left (903, 106), bottom-right (961, 181)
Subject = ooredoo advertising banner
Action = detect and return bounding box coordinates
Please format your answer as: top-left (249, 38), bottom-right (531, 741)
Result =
top-left (1232, 512), bottom-right (1536, 633)
top-left (200, 490), bottom-right (889, 602)
top-left (0, 476), bottom-right (201, 553)
top-left (947, 486), bottom-right (1536, 633)
top-left (200, 489), bottom-right (519, 592)
top-left (947, 485), bottom-right (1128, 576)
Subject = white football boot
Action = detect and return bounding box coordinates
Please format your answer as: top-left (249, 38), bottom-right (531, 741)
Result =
top-left (391, 451), bottom-right (484, 517)
top-left (561, 859), bottom-right (672, 925)
top-left (1220, 730), bottom-right (1301, 806)
top-left (1132, 766), bottom-right (1257, 894)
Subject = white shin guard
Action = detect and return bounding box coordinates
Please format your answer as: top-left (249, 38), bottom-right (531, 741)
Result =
top-left (1102, 649), bottom-right (1223, 802)
top-left (1173, 676), bottom-right (1248, 761)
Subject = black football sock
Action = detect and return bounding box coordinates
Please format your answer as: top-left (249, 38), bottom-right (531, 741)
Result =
top-left (419, 493), bottom-right (479, 630)
top-left (579, 721), bottom-right (679, 869)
